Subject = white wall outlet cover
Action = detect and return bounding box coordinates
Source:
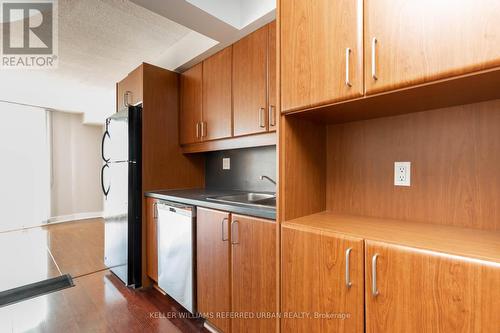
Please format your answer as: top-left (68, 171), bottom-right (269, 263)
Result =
top-left (222, 157), bottom-right (230, 170)
top-left (394, 162), bottom-right (411, 186)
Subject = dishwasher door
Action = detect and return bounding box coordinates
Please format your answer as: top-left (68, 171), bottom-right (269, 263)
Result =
top-left (157, 201), bottom-right (196, 314)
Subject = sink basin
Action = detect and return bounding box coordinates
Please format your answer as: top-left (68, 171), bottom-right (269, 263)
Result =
top-left (207, 193), bottom-right (276, 208)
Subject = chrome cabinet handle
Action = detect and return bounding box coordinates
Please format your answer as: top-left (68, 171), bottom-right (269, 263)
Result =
top-left (221, 218), bottom-right (229, 241)
top-left (259, 107), bottom-right (266, 128)
top-left (345, 48), bottom-right (352, 87)
top-left (269, 105), bottom-right (276, 127)
top-left (201, 121), bottom-right (207, 137)
top-left (124, 91), bottom-right (132, 107)
top-left (195, 122), bottom-right (200, 139)
top-left (371, 37), bottom-right (378, 81)
top-left (153, 202), bottom-right (158, 219)
top-left (230, 220), bottom-right (239, 244)
top-left (372, 253), bottom-right (380, 296)
top-left (345, 247), bottom-right (353, 288)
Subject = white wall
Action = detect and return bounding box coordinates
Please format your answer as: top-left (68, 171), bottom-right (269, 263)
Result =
top-left (50, 111), bottom-right (103, 220)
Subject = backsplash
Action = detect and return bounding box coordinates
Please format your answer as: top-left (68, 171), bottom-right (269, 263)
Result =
top-left (205, 145), bottom-right (276, 193)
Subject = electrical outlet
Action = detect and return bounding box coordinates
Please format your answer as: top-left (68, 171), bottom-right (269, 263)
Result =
top-left (222, 158), bottom-right (230, 170)
top-left (394, 162), bottom-right (411, 186)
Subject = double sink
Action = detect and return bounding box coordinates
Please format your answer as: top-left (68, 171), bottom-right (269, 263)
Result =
top-left (207, 192), bottom-right (276, 208)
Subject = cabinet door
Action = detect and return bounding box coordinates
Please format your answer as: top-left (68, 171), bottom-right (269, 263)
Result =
top-left (117, 65), bottom-right (143, 111)
top-left (180, 63), bottom-right (203, 145)
top-left (280, 0), bottom-right (363, 112)
top-left (202, 47), bottom-right (233, 141)
top-left (197, 208), bottom-right (231, 333)
top-left (365, 240), bottom-right (500, 332)
top-left (231, 214), bottom-right (277, 332)
top-left (268, 21), bottom-right (277, 132)
top-left (233, 25), bottom-right (268, 136)
top-left (145, 197), bottom-right (157, 281)
top-left (365, 0), bottom-right (500, 94)
top-left (281, 226), bottom-right (364, 332)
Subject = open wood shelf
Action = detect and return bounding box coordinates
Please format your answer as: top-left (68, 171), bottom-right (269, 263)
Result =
top-left (283, 211), bottom-right (500, 264)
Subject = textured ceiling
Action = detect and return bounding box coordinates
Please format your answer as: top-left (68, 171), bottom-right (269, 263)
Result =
top-left (56, 0), bottom-right (191, 88)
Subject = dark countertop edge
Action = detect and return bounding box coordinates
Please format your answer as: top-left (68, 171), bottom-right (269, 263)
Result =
top-left (144, 191), bottom-right (276, 221)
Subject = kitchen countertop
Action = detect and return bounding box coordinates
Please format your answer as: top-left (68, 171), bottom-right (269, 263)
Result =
top-left (144, 189), bottom-right (276, 220)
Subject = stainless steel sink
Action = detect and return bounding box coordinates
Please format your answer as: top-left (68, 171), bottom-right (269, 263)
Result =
top-left (207, 192), bottom-right (276, 208)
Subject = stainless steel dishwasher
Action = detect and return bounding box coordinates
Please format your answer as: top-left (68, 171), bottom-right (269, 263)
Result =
top-left (156, 200), bottom-right (196, 314)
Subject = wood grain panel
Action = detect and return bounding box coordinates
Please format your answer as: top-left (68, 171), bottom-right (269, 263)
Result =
top-left (203, 47), bottom-right (233, 140)
top-left (281, 226), bottom-right (364, 332)
top-left (326, 99), bottom-right (500, 231)
top-left (196, 207), bottom-right (231, 333)
top-left (365, 0), bottom-right (500, 94)
top-left (283, 212), bottom-right (500, 264)
top-left (231, 214), bottom-right (277, 332)
top-left (180, 63), bottom-right (203, 144)
top-left (268, 21), bottom-right (277, 132)
top-left (365, 240), bottom-right (500, 332)
top-left (281, 116), bottom-right (326, 221)
top-left (145, 197), bottom-right (157, 281)
top-left (233, 25), bottom-right (268, 136)
top-left (280, 0), bottom-right (363, 112)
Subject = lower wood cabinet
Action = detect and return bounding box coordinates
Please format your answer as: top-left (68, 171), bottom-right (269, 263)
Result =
top-left (196, 207), bottom-right (231, 333)
top-left (145, 197), bottom-right (158, 281)
top-left (365, 240), bottom-right (500, 333)
top-left (197, 209), bottom-right (277, 332)
top-left (231, 214), bottom-right (277, 332)
top-left (281, 226), bottom-right (364, 332)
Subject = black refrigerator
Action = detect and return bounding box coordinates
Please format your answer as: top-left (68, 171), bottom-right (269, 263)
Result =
top-left (101, 105), bottom-right (142, 287)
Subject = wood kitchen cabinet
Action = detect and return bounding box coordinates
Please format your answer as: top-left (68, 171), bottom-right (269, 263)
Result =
top-left (233, 24), bottom-right (270, 136)
top-left (231, 214), bottom-right (277, 332)
top-left (180, 63), bottom-right (203, 144)
top-left (280, 0), bottom-right (363, 113)
top-left (116, 65), bottom-right (143, 111)
top-left (202, 46), bottom-right (233, 141)
top-left (365, 0), bottom-right (500, 94)
top-left (196, 207), bottom-right (231, 333)
top-left (145, 197), bottom-right (158, 281)
top-left (365, 240), bottom-right (500, 332)
top-left (281, 226), bottom-right (364, 332)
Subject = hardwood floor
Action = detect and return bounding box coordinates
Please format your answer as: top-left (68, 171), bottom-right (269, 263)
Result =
top-left (0, 270), bottom-right (208, 333)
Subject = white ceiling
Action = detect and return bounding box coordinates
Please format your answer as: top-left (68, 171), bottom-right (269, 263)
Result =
top-left (0, 0), bottom-right (275, 124)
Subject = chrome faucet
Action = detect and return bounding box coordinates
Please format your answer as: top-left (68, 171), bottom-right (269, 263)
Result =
top-left (260, 175), bottom-right (276, 186)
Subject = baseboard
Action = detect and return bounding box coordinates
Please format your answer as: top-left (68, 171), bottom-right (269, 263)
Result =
top-left (47, 211), bottom-right (103, 224)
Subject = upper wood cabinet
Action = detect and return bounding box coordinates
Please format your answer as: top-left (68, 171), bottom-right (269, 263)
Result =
top-left (233, 25), bottom-right (269, 136)
top-left (145, 197), bottom-right (157, 282)
top-left (268, 21), bottom-right (277, 132)
top-left (231, 214), bottom-right (277, 332)
top-left (180, 63), bottom-right (203, 145)
top-left (202, 46), bottom-right (233, 141)
top-left (197, 207), bottom-right (231, 333)
top-left (116, 65), bottom-right (143, 111)
top-left (281, 226), bottom-right (364, 333)
top-left (365, 0), bottom-right (500, 94)
top-left (365, 240), bottom-right (500, 332)
top-left (280, 0), bottom-right (364, 113)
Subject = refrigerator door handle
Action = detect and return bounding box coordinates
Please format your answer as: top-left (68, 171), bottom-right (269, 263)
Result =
top-left (101, 130), bottom-right (111, 163)
top-left (101, 164), bottom-right (110, 198)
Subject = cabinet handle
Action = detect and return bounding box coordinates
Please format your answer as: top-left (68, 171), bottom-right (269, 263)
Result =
top-left (221, 217), bottom-right (229, 241)
top-left (153, 202), bottom-right (158, 220)
top-left (195, 122), bottom-right (200, 139)
top-left (259, 107), bottom-right (266, 128)
top-left (124, 91), bottom-right (132, 107)
top-left (201, 121), bottom-right (207, 137)
top-left (269, 105), bottom-right (276, 127)
top-left (230, 220), bottom-right (239, 245)
top-left (371, 37), bottom-right (378, 81)
top-left (372, 253), bottom-right (380, 296)
top-left (345, 247), bottom-right (353, 288)
top-left (345, 48), bottom-right (352, 87)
